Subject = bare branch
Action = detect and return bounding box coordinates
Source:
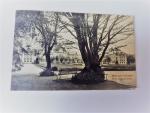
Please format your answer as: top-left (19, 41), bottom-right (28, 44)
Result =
top-left (110, 22), bottom-right (133, 40)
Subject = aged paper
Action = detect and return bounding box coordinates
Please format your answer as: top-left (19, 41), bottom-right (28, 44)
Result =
top-left (11, 10), bottom-right (136, 90)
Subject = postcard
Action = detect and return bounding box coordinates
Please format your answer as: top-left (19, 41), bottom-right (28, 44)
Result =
top-left (11, 10), bottom-right (136, 90)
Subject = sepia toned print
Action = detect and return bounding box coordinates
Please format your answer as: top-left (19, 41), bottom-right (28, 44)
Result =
top-left (11, 10), bottom-right (136, 90)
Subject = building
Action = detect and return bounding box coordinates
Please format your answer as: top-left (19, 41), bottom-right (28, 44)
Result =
top-left (22, 47), bottom-right (41, 64)
top-left (102, 48), bottom-right (128, 65)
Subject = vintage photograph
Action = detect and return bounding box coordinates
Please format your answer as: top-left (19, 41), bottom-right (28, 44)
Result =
top-left (11, 10), bottom-right (136, 90)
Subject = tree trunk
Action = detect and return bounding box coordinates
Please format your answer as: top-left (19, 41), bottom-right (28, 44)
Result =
top-left (71, 21), bottom-right (105, 84)
top-left (71, 49), bottom-right (105, 84)
top-left (46, 53), bottom-right (51, 69)
top-left (40, 52), bottom-right (54, 76)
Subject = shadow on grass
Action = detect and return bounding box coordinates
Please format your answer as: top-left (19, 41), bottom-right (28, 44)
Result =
top-left (11, 75), bottom-right (135, 90)
top-left (52, 79), bottom-right (135, 90)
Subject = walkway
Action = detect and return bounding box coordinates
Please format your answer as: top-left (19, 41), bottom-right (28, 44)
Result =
top-left (12, 64), bottom-right (43, 76)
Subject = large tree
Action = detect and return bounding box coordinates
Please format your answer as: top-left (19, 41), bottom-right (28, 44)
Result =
top-left (14, 11), bottom-right (60, 76)
top-left (59, 13), bottom-right (134, 83)
top-left (32, 11), bottom-right (59, 76)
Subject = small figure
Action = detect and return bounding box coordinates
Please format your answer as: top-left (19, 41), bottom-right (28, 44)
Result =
top-left (35, 57), bottom-right (39, 64)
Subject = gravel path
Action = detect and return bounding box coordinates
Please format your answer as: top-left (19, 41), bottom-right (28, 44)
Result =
top-left (12, 64), bottom-right (43, 76)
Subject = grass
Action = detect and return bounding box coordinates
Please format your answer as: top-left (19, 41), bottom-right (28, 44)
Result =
top-left (11, 74), bottom-right (135, 90)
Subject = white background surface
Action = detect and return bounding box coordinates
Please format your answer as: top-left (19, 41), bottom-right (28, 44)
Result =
top-left (0, 0), bottom-right (150, 113)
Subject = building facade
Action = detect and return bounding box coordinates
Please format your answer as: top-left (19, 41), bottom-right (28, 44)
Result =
top-left (102, 48), bottom-right (128, 65)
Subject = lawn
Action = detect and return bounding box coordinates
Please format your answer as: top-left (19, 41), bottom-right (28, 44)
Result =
top-left (11, 74), bottom-right (135, 90)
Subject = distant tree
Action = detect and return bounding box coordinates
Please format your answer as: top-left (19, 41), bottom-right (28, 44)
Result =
top-left (105, 56), bottom-right (111, 64)
top-left (59, 13), bottom-right (134, 83)
top-left (60, 57), bottom-right (64, 63)
top-left (56, 56), bottom-right (59, 62)
top-left (127, 55), bottom-right (135, 64)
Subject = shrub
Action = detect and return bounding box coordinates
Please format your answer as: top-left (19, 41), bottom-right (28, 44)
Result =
top-left (52, 67), bottom-right (58, 71)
